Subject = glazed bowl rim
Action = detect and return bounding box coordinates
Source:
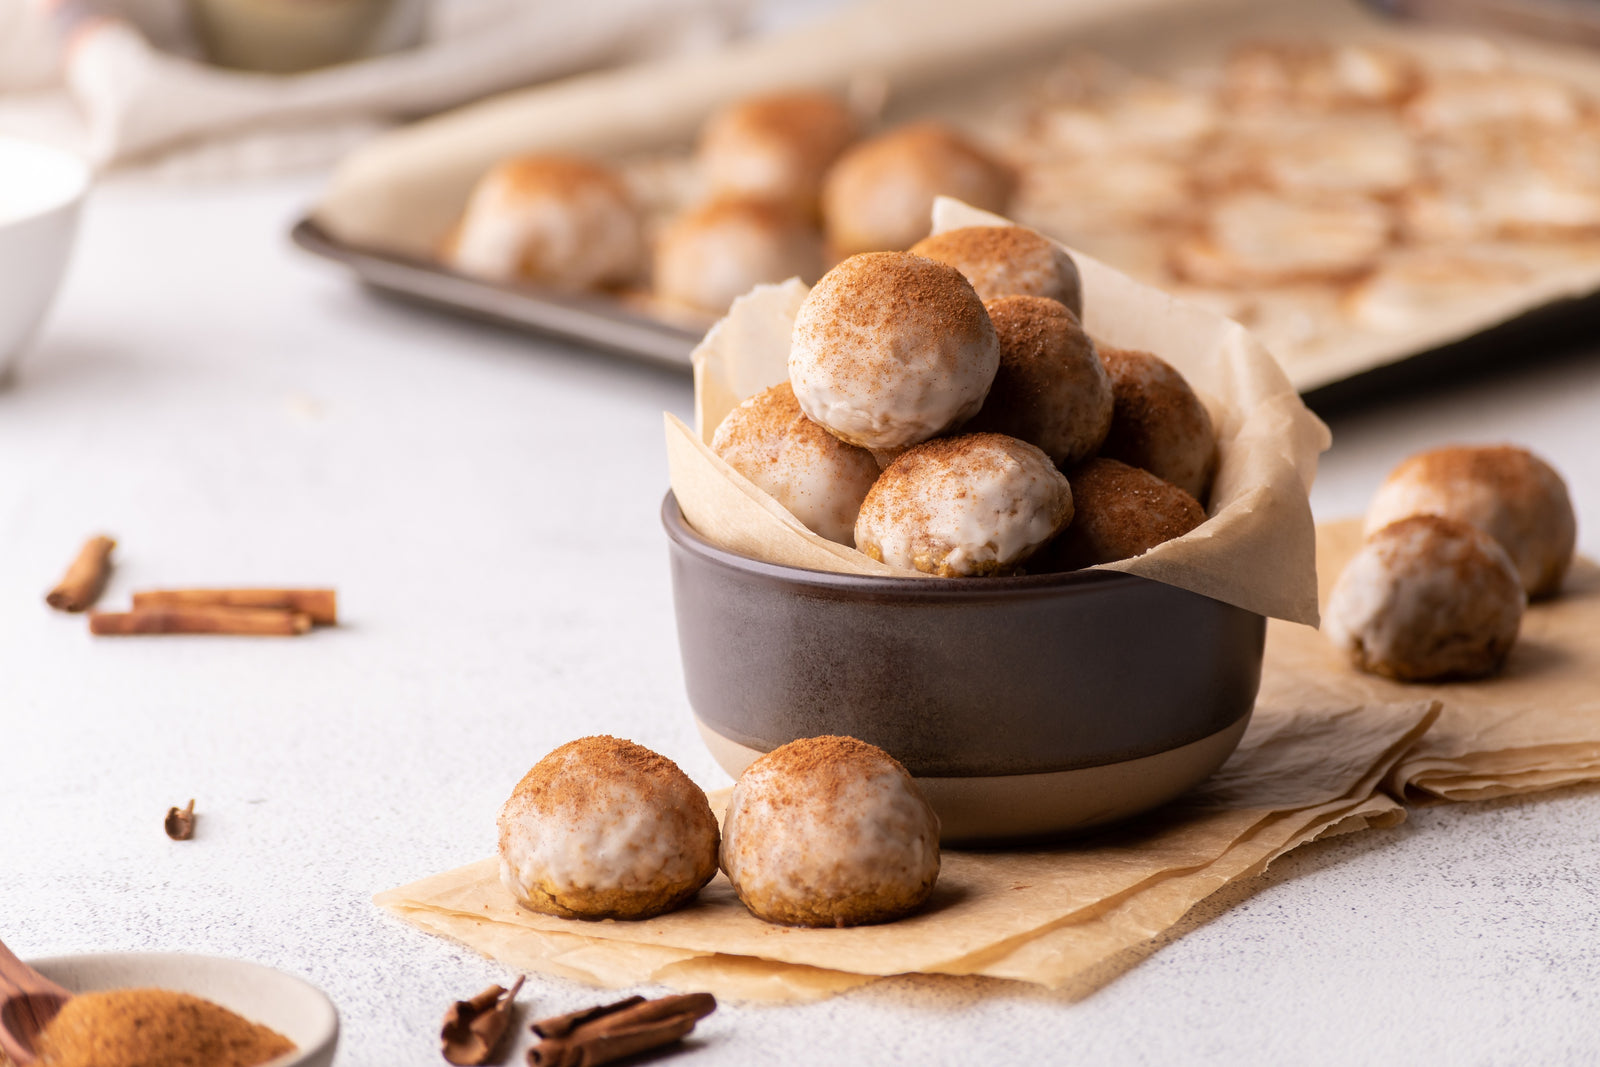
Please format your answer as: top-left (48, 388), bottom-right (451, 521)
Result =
top-left (661, 490), bottom-right (1156, 599)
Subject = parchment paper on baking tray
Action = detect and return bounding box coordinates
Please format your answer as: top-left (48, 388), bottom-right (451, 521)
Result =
top-left (309, 0), bottom-right (1600, 393)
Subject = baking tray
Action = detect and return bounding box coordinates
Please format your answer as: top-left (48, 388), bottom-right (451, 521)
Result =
top-left (291, 218), bottom-right (701, 370)
top-left (297, 0), bottom-right (1600, 397)
top-left (293, 212), bottom-right (1600, 413)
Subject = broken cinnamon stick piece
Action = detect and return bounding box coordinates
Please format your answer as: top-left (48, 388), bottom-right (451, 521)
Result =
top-left (527, 993), bottom-right (716, 1067)
top-left (528, 1013), bottom-right (697, 1067)
top-left (165, 799), bottom-right (196, 841)
top-left (45, 534), bottom-right (116, 612)
top-left (442, 975), bottom-right (525, 1065)
top-left (89, 606), bottom-right (312, 636)
top-left (584, 994), bottom-right (716, 1033)
top-left (131, 588), bottom-right (337, 626)
top-left (529, 997), bottom-right (645, 1040)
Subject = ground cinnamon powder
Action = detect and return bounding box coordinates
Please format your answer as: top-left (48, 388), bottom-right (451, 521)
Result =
top-left (508, 734), bottom-right (688, 814)
top-left (749, 735), bottom-right (909, 810)
top-left (35, 988), bottom-right (295, 1067)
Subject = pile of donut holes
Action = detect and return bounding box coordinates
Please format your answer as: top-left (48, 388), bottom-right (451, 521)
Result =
top-left (713, 222), bottom-right (1219, 579)
top-left (1325, 444), bottom-right (1577, 682)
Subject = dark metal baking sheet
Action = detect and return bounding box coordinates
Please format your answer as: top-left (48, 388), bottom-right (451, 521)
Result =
top-left (291, 217), bottom-right (700, 372)
top-left (294, 215), bottom-right (1600, 410)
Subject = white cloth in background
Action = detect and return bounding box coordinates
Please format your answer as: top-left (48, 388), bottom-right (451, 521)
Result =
top-left (0, 0), bottom-right (749, 173)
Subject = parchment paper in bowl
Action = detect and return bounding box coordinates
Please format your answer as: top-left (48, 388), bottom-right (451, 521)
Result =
top-left (666, 198), bottom-right (1330, 624)
top-left (1261, 520), bottom-right (1600, 802)
top-left (376, 697), bottom-right (1437, 1002)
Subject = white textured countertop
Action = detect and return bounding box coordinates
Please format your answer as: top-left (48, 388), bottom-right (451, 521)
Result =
top-left (3, 174), bottom-right (1599, 1066)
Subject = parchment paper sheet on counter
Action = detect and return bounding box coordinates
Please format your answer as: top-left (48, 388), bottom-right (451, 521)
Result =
top-left (376, 698), bottom-right (1436, 1002)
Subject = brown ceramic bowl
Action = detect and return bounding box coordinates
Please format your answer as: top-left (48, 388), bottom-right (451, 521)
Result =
top-left (662, 493), bottom-right (1265, 844)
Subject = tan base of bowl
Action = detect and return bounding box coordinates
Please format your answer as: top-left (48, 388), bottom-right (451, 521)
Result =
top-left (697, 715), bottom-right (1250, 845)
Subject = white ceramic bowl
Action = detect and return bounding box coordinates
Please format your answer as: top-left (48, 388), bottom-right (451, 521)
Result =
top-left (28, 952), bottom-right (338, 1067)
top-left (0, 137), bottom-right (89, 383)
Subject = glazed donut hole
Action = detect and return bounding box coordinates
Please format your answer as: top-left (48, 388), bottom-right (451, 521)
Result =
top-left (711, 381), bottom-right (880, 546)
top-left (789, 251), bottom-right (999, 451)
top-left (721, 735), bottom-right (940, 928)
top-left (654, 197), bottom-right (825, 313)
top-left (1041, 457), bottom-right (1206, 571)
top-left (854, 433), bottom-right (1074, 577)
top-left (1363, 444), bottom-right (1577, 598)
top-left (1326, 514), bottom-right (1525, 682)
top-left (909, 226), bottom-right (1083, 317)
top-left (497, 736), bottom-right (720, 921)
top-left (447, 155), bottom-right (645, 290)
top-left (1098, 346), bottom-right (1220, 504)
top-left (697, 90), bottom-right (858, 216)
top-left (963, 295), bottom-right (1112, 467)
top-left (821, 121), bottom-right (1016, 257)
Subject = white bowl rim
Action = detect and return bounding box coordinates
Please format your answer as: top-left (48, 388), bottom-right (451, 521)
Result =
top-left (25, 951), bottom-right (339, 1067)
top-left (0, 137), bottom-right (91, 226)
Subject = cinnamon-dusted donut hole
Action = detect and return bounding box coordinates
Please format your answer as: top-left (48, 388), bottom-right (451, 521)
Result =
top-left (1326, 515), bottom-right (1525, 682)
top-left (1098, 346), bottom-right (1219, 503)
top-left (1363, 444), bottom-right (1576, 598)
top-left (712, 381), bottom-right (880, 545)
top-left (497, 736), bottom-right (719, 921)
top-left (909, 226), bottom-right (1082, 317)
top-left (964, 296), bottom-right (1112, 467)
top-left (821, 122), bottom-right (1016, 256)
top-left (654, 198), bottom-right (825, 313)
top-left (447, 156), bottom-right (644, 289)
top-left (855, 433), bottom-right (1073, 577)
top-left (698, 90), bottom-right (857, 215)
top-left (789, 251), bottom-right (999, 450)
top-left (1043, 458), bottom-right (1206, 570)
top-left (721, 735), bottom-right (940, 928)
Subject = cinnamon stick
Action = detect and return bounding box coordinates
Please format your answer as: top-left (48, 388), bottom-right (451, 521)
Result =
top-left (529, 997), bottom-right (645, 1040)
top-left (45, 534), bottom-right (116, 612)
top-left (529, 1013), bottom-right (697, 1067)
top-left (164, 799), bottom-right (197, 840)
top-left (527, 993), bottom-right (716, 1067)
top-left (89, 606), bottom-right (312, 636)
top-left (131, 588), bottom-right (337, 626)
top-left (442, 975), bottom-right (525, 1065)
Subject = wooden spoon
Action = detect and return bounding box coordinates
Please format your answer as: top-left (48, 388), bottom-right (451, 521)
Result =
top-left (0, 938), bottom-right (70, 1065)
